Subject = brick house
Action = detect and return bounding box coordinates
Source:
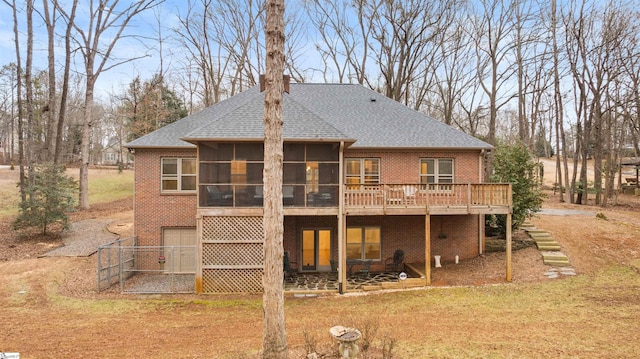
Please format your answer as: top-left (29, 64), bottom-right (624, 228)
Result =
top-left (126, 83), bottom-right (512, 294)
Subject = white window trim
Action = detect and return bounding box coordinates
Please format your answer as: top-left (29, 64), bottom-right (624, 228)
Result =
top-left (420, 158), bottom-right (454, 184)
top-left (161, 158), bottom-right (196, 193)
top-left (345, 158), bottom-right (380, 185)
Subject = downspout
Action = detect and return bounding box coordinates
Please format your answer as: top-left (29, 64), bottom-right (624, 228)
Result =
top-left (338, 141), bottom-right (346, 294)
top-left (478, 149), bottom-right (485, 255)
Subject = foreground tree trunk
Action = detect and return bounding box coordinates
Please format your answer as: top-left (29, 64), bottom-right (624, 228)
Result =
top-left (262, 0), bottom-right (288, 358)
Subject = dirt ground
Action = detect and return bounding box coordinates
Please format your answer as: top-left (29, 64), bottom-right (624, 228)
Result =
top-left (1, 163), bottom-right (639, 358)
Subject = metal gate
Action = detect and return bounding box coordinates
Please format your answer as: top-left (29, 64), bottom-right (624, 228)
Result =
top-left (119, 246), bottom-right (196, 294)
top-left (97, 236), bottom-right (137, 292)
top-left (97, 237), bottom-right (196, 294)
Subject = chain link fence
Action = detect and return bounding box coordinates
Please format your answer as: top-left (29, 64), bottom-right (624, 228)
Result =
top-left (97, 238), bottom-right (196, 294)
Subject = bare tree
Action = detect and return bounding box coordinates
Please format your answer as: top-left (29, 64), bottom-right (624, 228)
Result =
top-left (40, 0), bottom-right (56, 162)
top-left (369, 0), bottom-right (454, 107)
top-left (59, 0), bottom-right (161, 209)
top-left (3, 0), bottom-right (26, 202)
top-left (262, 0), bottom-right (288, 357)
top-left (304, 0), bottom-right (374, 84)
top-left (550, 0), bottom-right (571, 202)
top-left (468, 0), bottom-right (520, 177)
top-left (53, 0), bottom-right (78, 164)
top-left (432, 19), bottom-right (476, 126)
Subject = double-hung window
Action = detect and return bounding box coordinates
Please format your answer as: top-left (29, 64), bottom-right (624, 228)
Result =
top-left (346, 226), bottom-right (381, 260)
top-left (345, 158), bottom-right (380, 187)
top-left (420, 158), bottom-right (453, 184)
top-left (161, 158), bottom-right (196, 192)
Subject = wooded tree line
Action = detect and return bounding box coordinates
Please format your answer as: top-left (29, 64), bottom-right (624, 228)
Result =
top-left (1, 0), bottom-right (639, 209)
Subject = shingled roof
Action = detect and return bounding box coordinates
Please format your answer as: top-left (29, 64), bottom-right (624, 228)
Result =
top-left (126, 83), bottom-right (491, 150)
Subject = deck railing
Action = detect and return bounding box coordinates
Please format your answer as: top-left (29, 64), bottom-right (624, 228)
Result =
top-left (200, 182), bottom-right (511, 212)
top-left (344, 183), bottom-right (511, 210)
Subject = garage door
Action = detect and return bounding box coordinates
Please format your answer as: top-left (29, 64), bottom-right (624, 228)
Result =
top-left (162, 228), bottom-right (197, 273)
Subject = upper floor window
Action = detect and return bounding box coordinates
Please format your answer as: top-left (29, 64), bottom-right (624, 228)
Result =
top-left (420, 158), bottom-right (453, 184)
top-left (345, 158), bottom-right (380, 185)
top-left (162, 158), bottom-right (196, 192)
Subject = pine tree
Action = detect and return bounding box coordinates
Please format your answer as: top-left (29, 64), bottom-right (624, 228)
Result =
top-left (13, 163), bottom-right (77, 235)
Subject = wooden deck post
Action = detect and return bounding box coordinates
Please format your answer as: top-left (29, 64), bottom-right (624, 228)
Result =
top-left (195, 214), bottom-right (203, 294)
top-left (425, 214), bottom-right (431, 285)
top-left (338, 141), bottom-right (347, 294)
top-left (506, 213), bottom-right (512, 282)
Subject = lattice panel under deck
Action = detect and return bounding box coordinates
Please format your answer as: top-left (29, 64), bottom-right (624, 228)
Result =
top-left (202, 216), bottom-right (263, 241)
top-left (202, 242), bottom-right (263, 266)
top-left (202, 269), bottom-right (263, 293)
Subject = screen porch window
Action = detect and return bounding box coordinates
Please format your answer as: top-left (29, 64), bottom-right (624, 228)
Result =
top-left (161, 158), bottom-right (196, 192)
top-left (346, 226), bottom-right (381, 260)
top-left (345, 158), bottom-right (380, 186)
top-left (420, 158), bottom-right (454, 184)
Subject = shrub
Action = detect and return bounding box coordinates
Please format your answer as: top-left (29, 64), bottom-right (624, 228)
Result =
top-left (491, 142), bottom-right (545, 233)
top-left (13, 163), bottom-right (78, 235)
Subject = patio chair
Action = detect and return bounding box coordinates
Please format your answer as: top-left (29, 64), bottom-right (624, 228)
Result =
top-left (386, 187), bottom-right (405, 206)
top-left (330, 259), bottom-right (338, 279)
top-left (359, 259), bottom-right (372, 278)
top-left (385, 249), bottom-right (405, 273)
top-left (206, 186), bottom-right (233, 206)
top-left (253, 186), bottom-right (263, 205)
top-left (402, 185), bottom-right (418, 205)
top-left (283, 186), bottom-right (294, 205)
top-left (283, 251), bottom-right (296, 282)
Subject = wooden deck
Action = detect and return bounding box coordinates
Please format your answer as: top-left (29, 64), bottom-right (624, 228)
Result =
top-left (344, 183), bottom-right (511, 215)
top-left (199, 183), bottom-right (511, 216)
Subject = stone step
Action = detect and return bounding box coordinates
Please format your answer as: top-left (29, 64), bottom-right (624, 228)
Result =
top-left (529, 232), bottom-right (553, 238)
top-left (534, 238), bottom-right (558, 244)
top-left (526, 229), bottom-right (549, 234)
top-left (544, 258), bottom-right (570, 266)
top-left (541, 252), bottom-right (568, 260)
top-left (536, 243), bottom-right (562, 251)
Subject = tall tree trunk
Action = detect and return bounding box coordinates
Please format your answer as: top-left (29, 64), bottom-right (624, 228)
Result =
top-left (43, 0), bottom-right (56, 162)
top-left (262, 0), bottom-right (288, 358)
top-left (54, 0), bottom-right (77, 165)
top-left (79, 79), bottom-right (94, 210)
top-left (25, 0), bottom-right (35, 196)
top-left (7, 0), bottom-right (26, 203)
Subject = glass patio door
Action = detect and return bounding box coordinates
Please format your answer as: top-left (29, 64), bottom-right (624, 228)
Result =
top-left (301, 229), bottom-right (331, 271)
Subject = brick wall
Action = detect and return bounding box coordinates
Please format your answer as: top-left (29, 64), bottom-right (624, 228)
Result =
top-left (344, 149), bottom-right (484, 183)
top-left (133, 149), bottom-right (198, 247)
top-left (346, 215), bottom-right (480, 272)
top-left (133, 147), bottom-right (486, 273)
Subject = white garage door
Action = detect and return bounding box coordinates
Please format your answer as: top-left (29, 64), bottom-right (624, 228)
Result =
top-left (162, 228), bottom-right (197, 273)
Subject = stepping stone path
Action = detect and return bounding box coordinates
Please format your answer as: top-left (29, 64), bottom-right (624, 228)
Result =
top-left (521, 221), bottom-right (576, 279)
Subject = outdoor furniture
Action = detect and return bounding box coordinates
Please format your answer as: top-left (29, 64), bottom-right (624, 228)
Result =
top-left (385, 249), bottom-right (405, 273)
top-left (283, 186), bottom-right (294, 205)
top-left (402, 185), bottom-right (418, 205)
top-left (206, 186), bottom-right (233, 206)
top-left (253, 186), bottom-right (263, 205)
top-left (330, 259), bottom-right (339, 279)
top-left (359, 259), bottom-right (372, 277)
top-left (386, 187), bottom-right (405, 205)
top-left (346, 259), bottom-right (372, 277)
top-left (283, 251), bottom-right (296, 282)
